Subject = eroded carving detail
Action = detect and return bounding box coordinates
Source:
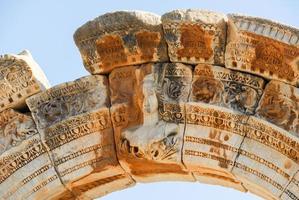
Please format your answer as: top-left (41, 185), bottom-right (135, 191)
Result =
top-left (191, 64), bottom-right (265, 114)
top-left (74, 11), bottom-right (168, 74)
top-left (1, 9), bottom-right (299, 200)
top-left (256, 80), bottom-right (299, 136)
top-left (0, 51), bottom-right (49, 112)
top-left (226, 14), bottom-right (299, 86)
top-left (162, 9), bottom-right (227, 65)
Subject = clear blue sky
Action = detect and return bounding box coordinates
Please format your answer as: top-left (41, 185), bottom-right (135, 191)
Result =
top-left (1, 0), bottom-right (298, 199)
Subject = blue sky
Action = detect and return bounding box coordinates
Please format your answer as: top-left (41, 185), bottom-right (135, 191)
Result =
top-left (1, 0), bottom-right (298, 199)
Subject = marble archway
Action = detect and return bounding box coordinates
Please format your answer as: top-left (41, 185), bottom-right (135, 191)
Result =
top-left (0, 9), bottom-right (298, 200)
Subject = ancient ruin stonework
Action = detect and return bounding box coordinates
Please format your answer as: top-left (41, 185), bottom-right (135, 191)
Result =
top-left (0, 9), bottom-right (298, 200)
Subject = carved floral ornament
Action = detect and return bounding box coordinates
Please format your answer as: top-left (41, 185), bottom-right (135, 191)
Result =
top-left (0, 9), bottom-right (299, 200)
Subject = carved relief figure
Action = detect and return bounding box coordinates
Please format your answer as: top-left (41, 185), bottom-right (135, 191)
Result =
top-left (120, 122), bottom-right (179, 161)
top-left (0, 110), bottom-right (37, 155)
top-left (257, 81), bottom-right (298, 135)
top-left (191, 64), bottom-right (264, 115)
top-left (192, 77), bottom-right (224, 104)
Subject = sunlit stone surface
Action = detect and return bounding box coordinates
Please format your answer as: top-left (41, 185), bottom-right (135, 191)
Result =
top-left (0, 9), bottom-right (299, 200)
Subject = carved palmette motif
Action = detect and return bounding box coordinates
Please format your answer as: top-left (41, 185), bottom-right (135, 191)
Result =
top-left (191, 64), bottom-right (265, 114)
top-left (74, 11), bottom-right (169, 74)
top-left (162, 9), bottom-right (227, 65)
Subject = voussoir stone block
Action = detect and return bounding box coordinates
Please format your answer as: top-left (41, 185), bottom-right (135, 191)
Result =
top-left (183, 102), bottom-right (248, 192)
top-left (0, 50), bottom-right (50, 112)
top-left (26, 75), bottom-right (110, 130)
top-left (225, 14), bottom-right (299, 86)
top-left (162, 9), bottom-right (227, 65)
top-left (74, 11), bottom-right (169, 74)
top-left (190, 64), bottom-right (265, 115)
top-left (26, 75), bottom-right (134, 199)
top-left (232, 117), bottom-right (299, 200)
top-left (109, 63), bottom-right (194, 182)
top-left (280, 170), bottom-right (299, 200)
top-left (0, 109), bottom-right (73, 200)
top-left (256, 80), bottom-right (299, 137)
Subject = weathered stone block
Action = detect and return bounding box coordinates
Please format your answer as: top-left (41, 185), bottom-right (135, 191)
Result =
top-left (0, 110), bottom-right (73, 200)
top-left (44, 108), bottom-right (134, 199)
top-left (232, 117), bottom-right (299, 200)
top-left (162, 9), bottom-right (227, 65)
top-left (190, 64), bottom-right (265, 114)
top-left (74, 11), bottom-right (168, 74)
top-left (256, 80), bottom-right (299, 137)
top-left (280, 171), bottom-right (299, 200)
top-left (0, 50), bottom-right (49, 112)
top-left (225, 14), bottom-right (299, 86)
top-left (183, 102), bottom-right (248, 192)
top-left (109, 63), bottom-right (194, 182)
top-left (26, 75), bottom-right (110, 130)
top-left (26, 75), bottom-right (134, 198)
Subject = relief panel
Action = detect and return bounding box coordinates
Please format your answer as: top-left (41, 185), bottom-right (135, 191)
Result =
top-left (0, 110), bottom-right (73, 200)
top-left (190, 64), bottom-right (265, 114)
top-left (110, 63), bottom-right (194, 182)
top-left (256, 80), bottom-right (299, 137)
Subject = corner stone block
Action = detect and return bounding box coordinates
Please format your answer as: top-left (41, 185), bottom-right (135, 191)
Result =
top-left (225, 14), bottom-right (299, 86)
top-left (232, 117), bottom-right (299, 200)
top-left (0, 50), bottom-right (50, 112)
top-left (26, 75), bottom-right (134, 199)
top-left (162, 9), bottom-right (227, 65)
top-left (109, 63), bottom-right (194, 182)
top-left (74, 11), bottom-right (169, 74)
top-left (256, 80), bottom-right (299, 137)
top-left (183, 102), bottom-right (248, 192)
top-left (190, 64), bottom-right (265, 115)
top-left (0, 109), bottom-right (73, 200)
